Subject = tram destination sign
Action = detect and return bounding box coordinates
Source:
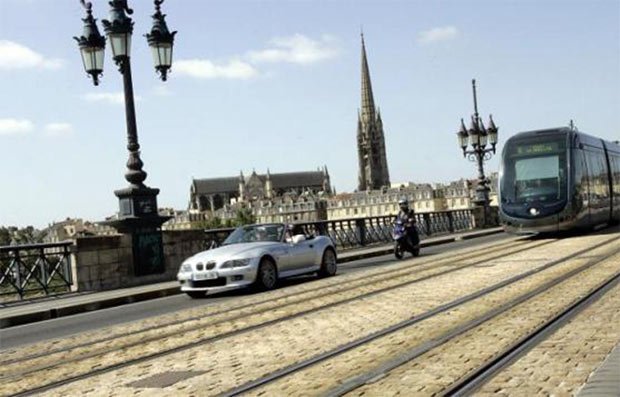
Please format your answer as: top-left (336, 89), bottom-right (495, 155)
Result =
top-left (514, 141), bottom-right (563, 156)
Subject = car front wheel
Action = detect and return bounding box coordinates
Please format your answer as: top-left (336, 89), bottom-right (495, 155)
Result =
top-left (318, 248), bottom-right (337, 277)
top-left (256, 257), bottom-right (278, 290)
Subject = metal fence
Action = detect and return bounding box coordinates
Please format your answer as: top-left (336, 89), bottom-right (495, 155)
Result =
top-left (204, 209), bottom-right (478, 250)
top-left (0, 241), bottom-right (73, 300)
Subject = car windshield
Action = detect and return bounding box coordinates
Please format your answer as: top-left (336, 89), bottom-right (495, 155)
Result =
top-left (222, 224), bottom-right (284, 245)
top-left (501, 136), bottom-right (567, 204)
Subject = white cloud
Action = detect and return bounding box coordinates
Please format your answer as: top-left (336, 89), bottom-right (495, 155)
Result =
top-left (417, 26), bottom-right (459, 44)
top-left (0, 40), bottom-right (64, 70)
top-left (247, 34), bottom-right (339, 64)
top-left (0, 118), bottom-right (34, 136)
top-left (82, 92), bottom-right (142, 105)
top-left (44, 123), bottom-right (74, 137)
top-left (175, 59), bottom-right (258, 80)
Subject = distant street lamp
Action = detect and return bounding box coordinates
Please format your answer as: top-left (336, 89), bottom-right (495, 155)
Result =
top-left (74, 0), bottom-right (177, 276)
top-left (456, 79), bottom-right (499, 227)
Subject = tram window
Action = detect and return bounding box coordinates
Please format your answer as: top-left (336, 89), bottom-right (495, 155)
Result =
top-left (501, 136), bottom-right (568, 204)
top-left (586, 151), bottom-right (609, 203)
top-left (612, 155), bottom-right (620, 195)
top-left (510, 156), bottom-right (565, 202)
top-left (575, 150), bottom-right (589, 205)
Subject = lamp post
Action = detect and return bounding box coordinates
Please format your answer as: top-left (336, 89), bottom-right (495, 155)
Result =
top-left (74, 0), bottom-right (176, 276)
top-left (456, 79), bottom-right (499, 228)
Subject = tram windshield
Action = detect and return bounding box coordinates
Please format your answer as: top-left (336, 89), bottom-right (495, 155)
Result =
top-left (501, 137), bottom-right (567, 204)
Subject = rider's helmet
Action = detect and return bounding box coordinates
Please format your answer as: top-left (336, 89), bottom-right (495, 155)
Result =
top-left (398, 197), bottom-right (409, 211)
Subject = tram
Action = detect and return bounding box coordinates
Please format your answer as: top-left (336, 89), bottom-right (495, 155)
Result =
top-left (499, 127), bottom-right (620, 233)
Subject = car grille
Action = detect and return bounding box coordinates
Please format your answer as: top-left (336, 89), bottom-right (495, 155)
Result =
top-left (195, 261), bottom-right (216, 271)
top-left (189, 278), bottom-right (226, 288)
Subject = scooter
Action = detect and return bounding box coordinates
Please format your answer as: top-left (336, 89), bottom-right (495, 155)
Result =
top-left (393, 219), bottom-right (420, 259)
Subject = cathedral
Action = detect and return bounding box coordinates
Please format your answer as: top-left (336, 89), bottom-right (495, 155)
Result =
top-left (189, 168), bottom-right (331, 212)
top-left (357, 34), bottom-right (391, 191)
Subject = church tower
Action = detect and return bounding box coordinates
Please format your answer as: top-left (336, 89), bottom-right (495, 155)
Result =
top-left (357, 34), bottom-right (390, 191)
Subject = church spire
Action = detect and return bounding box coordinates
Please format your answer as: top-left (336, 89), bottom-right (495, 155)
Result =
top-left (356, 32), bottom-right (390, 191)
top-left (360, 32), bottom-right (376, 121)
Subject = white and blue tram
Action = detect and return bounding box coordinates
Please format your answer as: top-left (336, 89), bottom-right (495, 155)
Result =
top-left (499, 127), bottom-right (620, 233)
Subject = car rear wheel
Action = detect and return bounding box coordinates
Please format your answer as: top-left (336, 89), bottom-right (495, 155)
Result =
top-left (318, 248), bottom-right (337, 277)
top-left (185, 291), bottom-right (206, 299)
top-left (256, 257), bottom-right (278, 290)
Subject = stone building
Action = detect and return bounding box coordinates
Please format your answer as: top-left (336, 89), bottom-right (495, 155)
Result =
top-left (444, 172), bottom-right (499, 209)
top-left (326, 184), bottom-right (445, 220)
top-left (245, 193), bottom-right (328, 224)
top-left (444, 179), bottom-right (474, 210)
top-left (161, 210), bottom-right (209, 231)
top-left (357, 34), bottom-right (390, 191)
top-left (42, 218), bottom-right (116, 243)
top-left (189, 168), bottom-right (331, 213)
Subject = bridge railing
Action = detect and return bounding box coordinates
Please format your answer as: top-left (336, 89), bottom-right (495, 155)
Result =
top-left (0, 241), bottom-right (73, 301)
top-left (203, 208), bottom-right (482, 251)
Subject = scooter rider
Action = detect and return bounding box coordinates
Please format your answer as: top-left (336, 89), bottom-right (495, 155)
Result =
top-left (396, 197), bottom-right (418, 247)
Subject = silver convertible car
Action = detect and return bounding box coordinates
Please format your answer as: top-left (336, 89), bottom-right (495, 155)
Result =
top-left (177, 223), bottom-right (337, 298)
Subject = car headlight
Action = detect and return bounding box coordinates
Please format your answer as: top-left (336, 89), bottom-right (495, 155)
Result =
top-left (220, 258), bottom-right (253, 269)
top-left (180, 263), bottom-right (192, 273)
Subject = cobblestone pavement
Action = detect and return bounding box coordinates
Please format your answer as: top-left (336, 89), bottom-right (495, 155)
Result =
top-left (475, 279), bottom-right (620, 396)
top-left (0, 239), bottom-right (534, 387)
top-left (24, 235), bottom-right (616, 397)
top-left (1, 234), bottom-right (617, 397)
top-left (0, 236), bottom-right (523, 365)
top-left (346, 246), bottom-right (620, 396)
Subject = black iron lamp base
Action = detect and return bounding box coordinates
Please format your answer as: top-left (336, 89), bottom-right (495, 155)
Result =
top-left (103, 185), bottom-right (171, 276)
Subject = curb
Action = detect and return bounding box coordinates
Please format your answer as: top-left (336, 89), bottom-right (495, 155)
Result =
top-left (0, 287), bottom-right (181, 329)
top-left (0, 228), bottom-right (503, 329)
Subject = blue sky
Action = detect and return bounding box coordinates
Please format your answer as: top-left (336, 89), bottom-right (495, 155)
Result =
top-left (1, 0), bottom-right (619, 228)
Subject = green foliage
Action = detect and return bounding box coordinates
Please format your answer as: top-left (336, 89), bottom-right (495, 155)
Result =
top-left (188, 208), bottom-right (256, 231)
top-left (192, 217), bottom-right (224, 230)
top-left (232, 208), bottom-right (256, 226)
top-left (0, 226), bottom-right (43, 246)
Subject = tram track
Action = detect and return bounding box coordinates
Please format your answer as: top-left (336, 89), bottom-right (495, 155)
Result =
top-left (0, 237), bottom-right (534, 370)
top-left (217, 235), bottom-right (620, 397)
top-left (1, 237), bottom-right (553, 396)
top-left (442, 270), bottom-right (620, 396)
top-left (0, 236), bottom-right (526, 366)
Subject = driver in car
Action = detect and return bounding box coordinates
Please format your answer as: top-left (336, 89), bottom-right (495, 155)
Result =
top-left (255, 227), bottom-right (268, 242)
top-left (286, 224), bottom-right (305, 243)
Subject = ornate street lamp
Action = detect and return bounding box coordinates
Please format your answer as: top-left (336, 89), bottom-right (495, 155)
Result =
top-left (74, 0), bottom-right (176, 276)
top-left (456, 79), bottom-right (499, 227)
top-left (146, 0), bottom-right (177, 81)
top-left (74, 1), bottom-right (106, 86)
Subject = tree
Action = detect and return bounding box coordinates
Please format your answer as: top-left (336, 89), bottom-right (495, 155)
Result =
top-left (233, 208), bottom-right (256, 226)
top-left (0, 227), bottom-right (11, 246)
top-left (192, 217), bottom-right (223, 230)
top-left (0, 226), bottom-right (43, 246)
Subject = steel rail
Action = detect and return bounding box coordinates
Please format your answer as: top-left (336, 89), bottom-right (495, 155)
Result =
top-left (0, 236), bottom-right (529, 368)
top-left (6, 239), bottom-right (551, 396)
top-left (3, 239), bottom-right (541, 384)
top-left (218, 236), bottom-right (620, 397)
top-left (443, 271), bottom-right (620, 396)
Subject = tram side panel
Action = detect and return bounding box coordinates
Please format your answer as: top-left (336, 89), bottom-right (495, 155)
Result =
top-left (605, 142), bottom-right (620, 223)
